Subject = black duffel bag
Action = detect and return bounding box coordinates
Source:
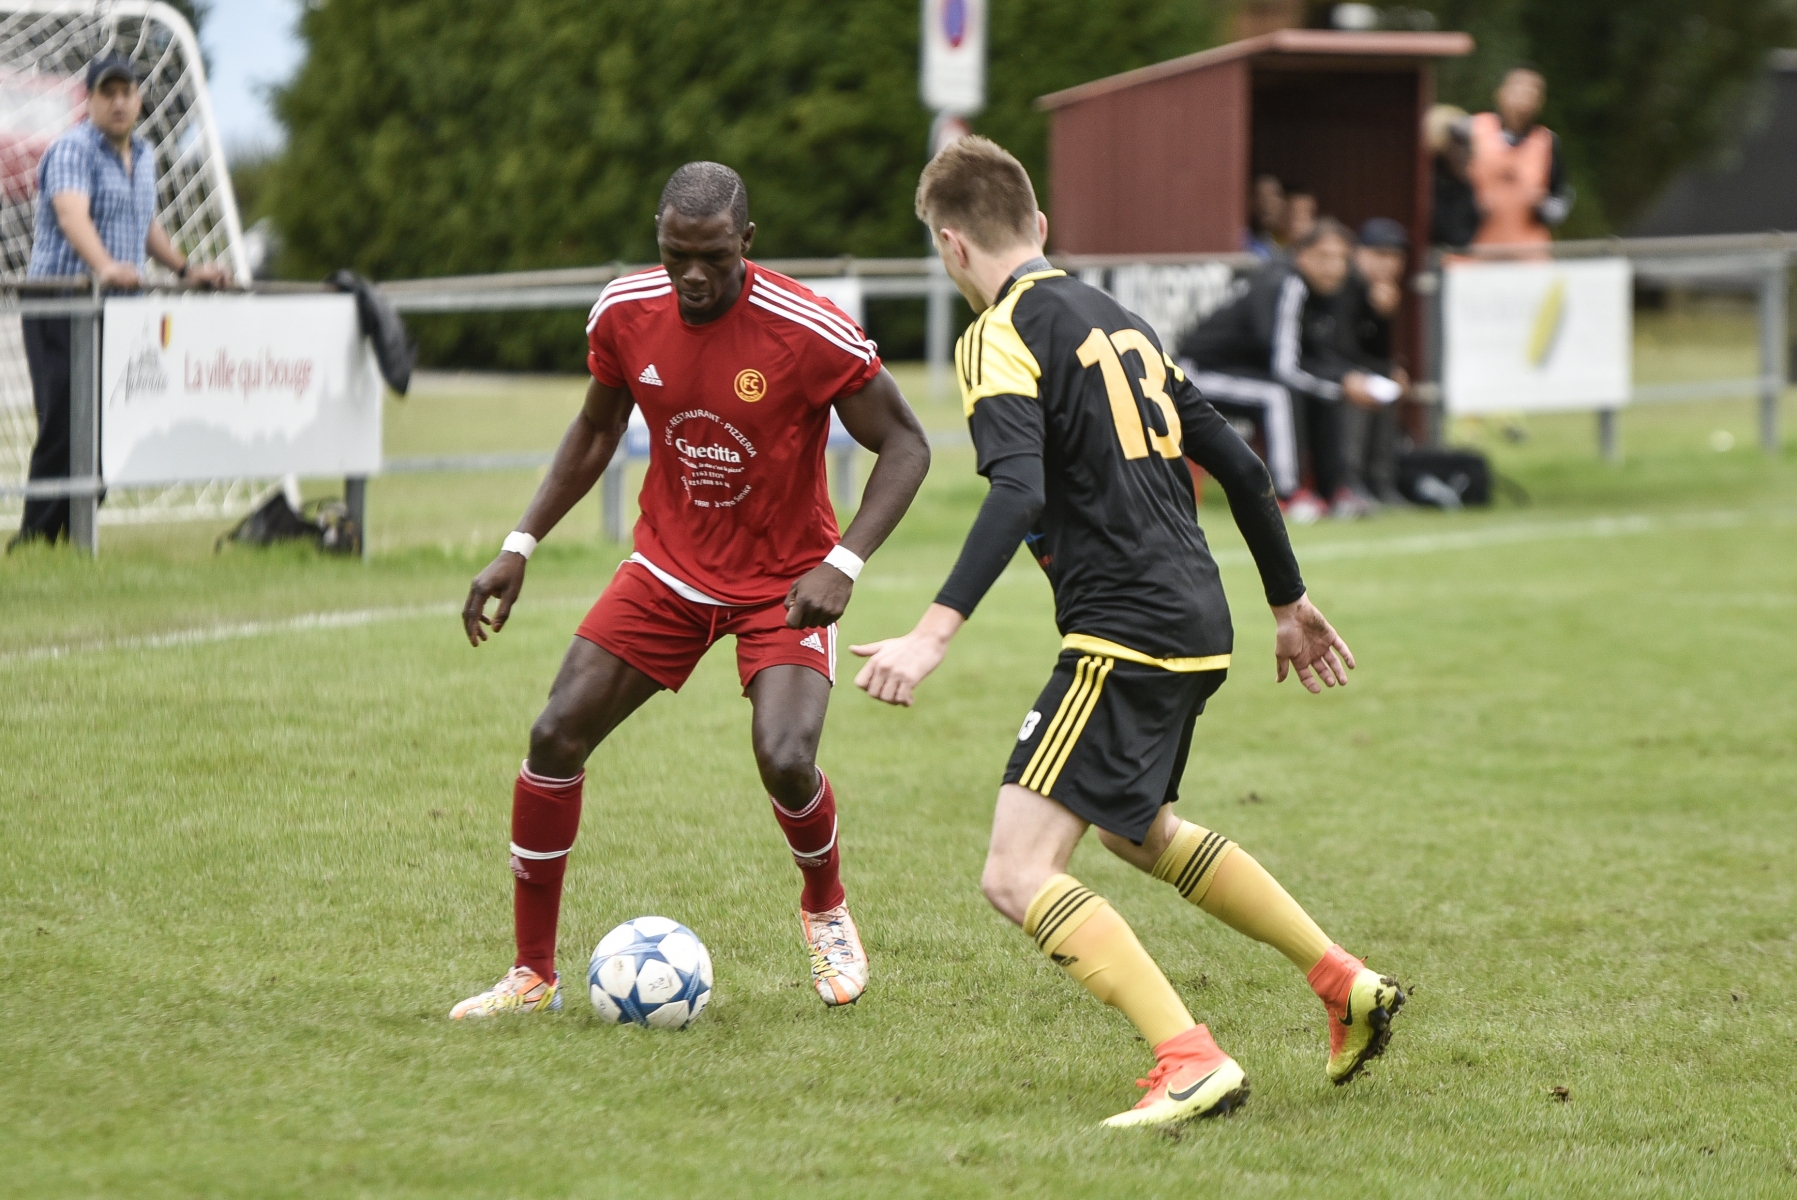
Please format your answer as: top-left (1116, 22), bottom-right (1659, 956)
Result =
top-left (1397, 449), bottom-right (1491, 509)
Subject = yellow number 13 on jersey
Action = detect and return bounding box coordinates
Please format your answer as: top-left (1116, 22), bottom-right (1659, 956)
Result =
top-left (1076, 326), bottom-right (1184, 461)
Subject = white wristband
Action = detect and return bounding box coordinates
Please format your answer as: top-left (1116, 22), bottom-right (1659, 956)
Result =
top-left (823, 544), bottom-right (865, 582)
top-left (502, 531), bottom-right (538, 560)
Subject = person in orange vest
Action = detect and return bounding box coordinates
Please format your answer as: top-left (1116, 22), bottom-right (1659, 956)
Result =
top-left (1466, 66), bottom-right (1574, 248)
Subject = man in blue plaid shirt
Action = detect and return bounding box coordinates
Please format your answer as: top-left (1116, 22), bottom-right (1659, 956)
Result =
top-left (12, 54), bottom-right (228, 548)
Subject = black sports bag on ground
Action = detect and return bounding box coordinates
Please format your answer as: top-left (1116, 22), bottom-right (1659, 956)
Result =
top-left (1396, 449), bottom-right (1491, 509)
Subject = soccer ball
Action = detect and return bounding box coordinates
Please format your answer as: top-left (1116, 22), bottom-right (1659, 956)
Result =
top-left (588, 916), bottom-right (713, 1029)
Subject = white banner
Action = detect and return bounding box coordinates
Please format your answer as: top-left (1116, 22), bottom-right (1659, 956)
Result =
top-left (1444, 258), bottom-right (1632, 414)
top-left (797, 276), bottom-right (864, 328)
top-left (921, 0), bottom-right (985, 115)
top-left (100, 293), bottom-right (382, 486)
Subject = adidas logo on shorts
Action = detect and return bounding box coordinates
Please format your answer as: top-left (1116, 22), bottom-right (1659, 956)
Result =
top-left (637, 363), bottom-right (663, 386)
top-left (800, 632), bottom-right (825, 654)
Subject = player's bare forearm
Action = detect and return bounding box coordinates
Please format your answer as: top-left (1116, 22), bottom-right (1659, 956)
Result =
top-left (832, 369), bottom-right (931, 560)
top-left (850, 602), bottom-right (964, 706)
top-left (461, 379), bottom-right (631, 647)
top-left (516, 379), bottom-right (632, 539)
top-left (785, 371), bottom-right (930, 628)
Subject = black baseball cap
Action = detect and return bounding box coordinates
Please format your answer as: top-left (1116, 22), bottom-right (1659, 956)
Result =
top-left (1358, 217), bottom-right (1410, 250)
top-left (85, 55), bottom-right (140, 91)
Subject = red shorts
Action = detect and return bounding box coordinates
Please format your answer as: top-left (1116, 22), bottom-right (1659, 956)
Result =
top-left (575, 559), bottom-right (837, 693)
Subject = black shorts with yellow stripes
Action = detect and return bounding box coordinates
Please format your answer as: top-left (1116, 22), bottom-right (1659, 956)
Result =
top-left (1003, 649), bottom-right (1227, 844)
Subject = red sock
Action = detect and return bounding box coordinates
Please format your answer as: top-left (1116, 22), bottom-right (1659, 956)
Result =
top-left (510, 762), bottom-right (584, 982)
top-left (769, 769), bottom-right (844, 913)
top-left (1306, 944), bottom-right (1361, 1008)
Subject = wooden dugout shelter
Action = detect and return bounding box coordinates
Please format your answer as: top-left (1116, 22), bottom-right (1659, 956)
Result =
top-left (1036, 29), bottom-right (1475, 261)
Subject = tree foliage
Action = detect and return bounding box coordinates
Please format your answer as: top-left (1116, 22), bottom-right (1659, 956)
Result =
top-left (1422, 0), bottom-right (1797, 235)
top-left (264, 0), bottom-right (1795, 366)
top-left (267, 0), bottom-right (1220, 367)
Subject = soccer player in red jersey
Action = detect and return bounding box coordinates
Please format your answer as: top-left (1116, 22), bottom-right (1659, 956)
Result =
top-left (451, 162), bottom-right (930, 1019)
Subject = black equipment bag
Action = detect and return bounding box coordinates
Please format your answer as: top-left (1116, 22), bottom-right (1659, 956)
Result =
top-left (217, 492), bottom-right (361, 556)
top-left (1396, 449), bottom-right (1491, 509)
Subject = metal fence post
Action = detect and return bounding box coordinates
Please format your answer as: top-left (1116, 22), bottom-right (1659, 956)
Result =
top-left (68, 302), bottom-right (99, 556)
top-left (343, 476), bottom-right (367, 560)
top-left (1597, 409), bottom-right (1620, 462)
top-left (1759, 252), bottom-right (1786, 454)
top-left (926, 259), bottom-right (953, 400)
top-left (832, 444), bottom-right (855, 509)
top-left (1417, 257), bottom-right (1444, 447)
top-left (602, 460), bottom-right (625, 543)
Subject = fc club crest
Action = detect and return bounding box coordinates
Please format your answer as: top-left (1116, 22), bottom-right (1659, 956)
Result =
top-left (733, 368), bottom-right (767, 403)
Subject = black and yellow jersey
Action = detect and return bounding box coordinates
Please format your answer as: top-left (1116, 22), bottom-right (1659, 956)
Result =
top-left (935, 263), bottom-right (1305, 666)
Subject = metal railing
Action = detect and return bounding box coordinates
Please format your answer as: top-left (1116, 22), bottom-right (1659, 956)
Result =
top-left (5, 233), bottom-right (1790, 556)
top-left (1434, 232), bottom-right (1793, 459)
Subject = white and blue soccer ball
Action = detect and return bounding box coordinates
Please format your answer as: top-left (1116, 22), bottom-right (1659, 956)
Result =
top-left (588, 916), bottom-right (713, 1029)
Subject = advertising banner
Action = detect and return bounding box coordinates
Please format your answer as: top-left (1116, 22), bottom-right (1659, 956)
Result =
top-left (920, 0), bottom-right (985, 115)
top-left (100, 293), bottom-right (382, 486)
top-left (1443, 258), bottom-right (1632, 414)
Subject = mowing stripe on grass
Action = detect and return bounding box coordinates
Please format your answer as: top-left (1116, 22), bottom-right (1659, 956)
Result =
top-left (1215, 507), bottom-right (1781, 568)
top-left (6, 507), bottom-right (1788, 665)
top-left (1, 597), bottom-right (593, 665)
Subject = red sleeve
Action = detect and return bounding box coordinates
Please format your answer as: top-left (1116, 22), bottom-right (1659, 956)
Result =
top-left (779, 285), bottom-right (882, 407)
top-left (586, 301), bottom-right (625, 388)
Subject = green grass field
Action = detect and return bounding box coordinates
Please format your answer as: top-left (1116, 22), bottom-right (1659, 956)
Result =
top-left (4, 357), bottom-right (1797, 1198)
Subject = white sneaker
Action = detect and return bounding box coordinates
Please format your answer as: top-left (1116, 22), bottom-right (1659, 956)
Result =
top-left (1282, 489), bottom-right (1326, 525)
top-left (449, 965), bottom-right (562, 1020)
top-left (801, 904), bottom-right (868, 1006)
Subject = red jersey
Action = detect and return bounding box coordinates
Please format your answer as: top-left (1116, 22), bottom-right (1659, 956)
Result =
top-left (586, 262), bottom-right (882, 607)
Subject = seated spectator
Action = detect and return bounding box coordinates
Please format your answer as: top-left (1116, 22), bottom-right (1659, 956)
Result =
top-left (1282, 185), bottom-right (1318, 245)
top-left (1242, 173), bottom-right (1286, 260)
top-left (1426, 104), bottom-right (1479, 248)
top-left (1337, 217), bottom-right (1413, 511)
top-left (1175, 218), bottom-right (1398, 524)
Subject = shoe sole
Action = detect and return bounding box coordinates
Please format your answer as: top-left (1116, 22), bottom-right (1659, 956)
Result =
top-left (1102, 1066), bottom-right (1251, 1129)
top-left (1330, 978), bottom-right (1405, 1086)
top-left (815, 977), bottom-right (865, 1007)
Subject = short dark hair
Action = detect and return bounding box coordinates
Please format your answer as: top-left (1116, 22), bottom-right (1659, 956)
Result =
top-left (915, 135), bottom-right (1039, 252)
top-left (657, 162), bottom-right (749, 232)
top-left (1291, 216), bottom-right (1354, 254)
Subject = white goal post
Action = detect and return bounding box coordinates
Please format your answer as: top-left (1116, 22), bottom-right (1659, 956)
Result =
top-left (1, 0), bottom-right (259, 527)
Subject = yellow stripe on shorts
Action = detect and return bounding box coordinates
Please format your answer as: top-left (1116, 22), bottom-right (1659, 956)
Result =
top-left (1060, 633), bottom-right (1230, 673)
top-left (1020, 655), bottom-right (1114, 795)
top-left (1019, 656), bottom-right (1096, 791)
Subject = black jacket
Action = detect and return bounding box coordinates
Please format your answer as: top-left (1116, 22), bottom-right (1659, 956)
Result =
top-left (1176, 262), bottom-right (1358, 401)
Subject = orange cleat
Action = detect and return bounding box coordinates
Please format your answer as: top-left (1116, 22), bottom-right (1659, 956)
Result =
top-left (1101, 1024), bottom-right (1249, 1128)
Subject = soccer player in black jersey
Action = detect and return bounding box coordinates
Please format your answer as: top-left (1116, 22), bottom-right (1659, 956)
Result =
top-left (852, 137), bottom-right (1404, 1129)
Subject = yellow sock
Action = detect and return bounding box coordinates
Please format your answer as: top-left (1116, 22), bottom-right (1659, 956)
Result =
top-left (1023, 874), bottom-right (1194, 1048)
top-left (1153, 821), bottom-right (1331, 971)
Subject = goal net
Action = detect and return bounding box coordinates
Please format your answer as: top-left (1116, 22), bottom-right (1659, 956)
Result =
top-left (0, 0), bottom-right (260, 527)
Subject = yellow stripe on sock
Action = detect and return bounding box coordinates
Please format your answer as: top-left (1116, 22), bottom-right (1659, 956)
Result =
top-left (1020, 656), bottom-right (1097, 792)
top-left (1034, 656), bottom-right (1112, 794)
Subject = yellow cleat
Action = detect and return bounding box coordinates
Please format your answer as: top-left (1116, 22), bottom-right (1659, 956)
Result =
top-left (1102, 1024), bottom-right (1249, 1129)
top-left (450, 965), bottom-right (561, 1020)
top-left (1326, 967), bottom-right (1404, 1084)
top-left (800, 904), bottom-right (868, 1007)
